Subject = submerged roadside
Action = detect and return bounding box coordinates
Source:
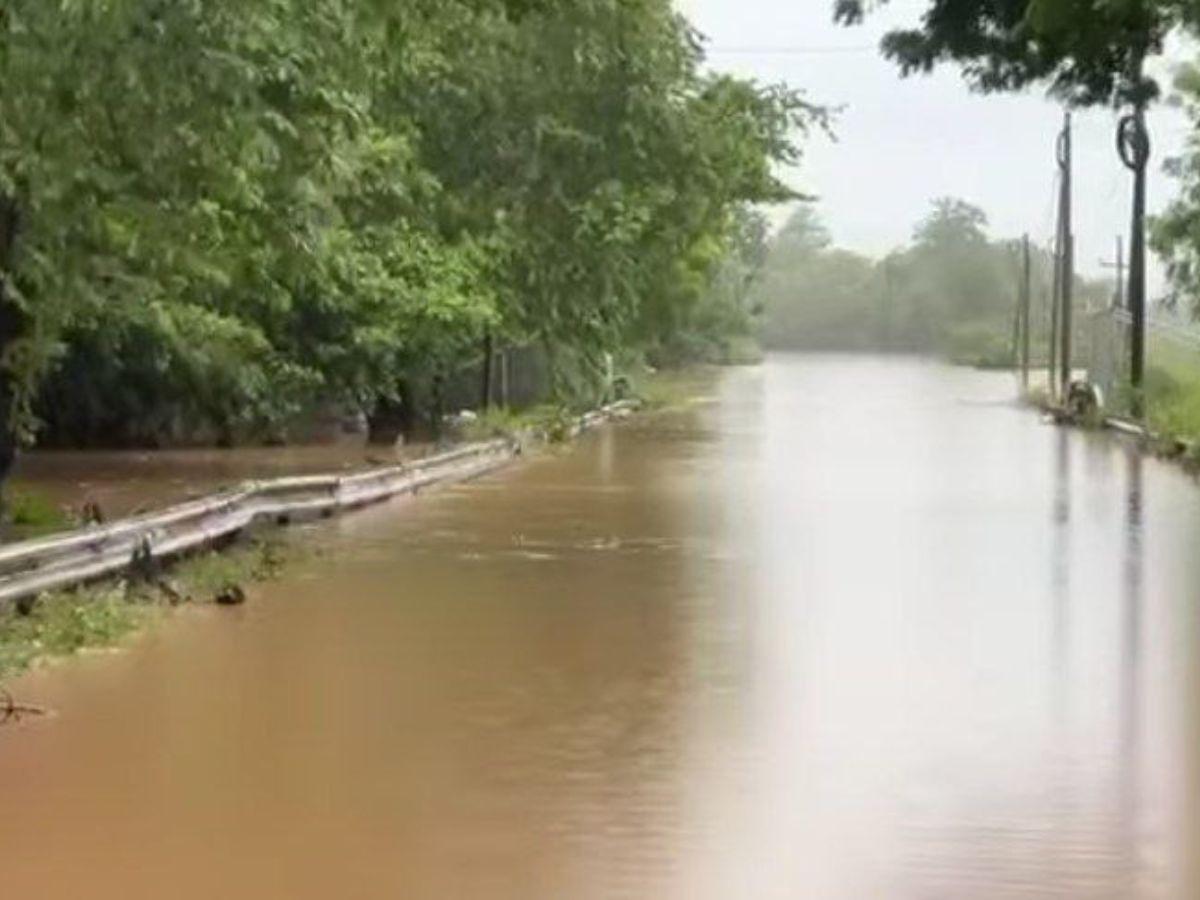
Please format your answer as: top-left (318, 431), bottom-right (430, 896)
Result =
top-left (0, 372), bottom-right (716, 691)
top-left (1023, 376), bottom-right (1200, 486)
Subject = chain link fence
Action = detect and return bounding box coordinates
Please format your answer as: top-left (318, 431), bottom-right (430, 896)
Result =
top-left (1082, 306), bottom-right (1130, 409)
top-left (1080, 304), bottom-right (1200, 422)
top-left (441, 345), bottom-right (553, 413)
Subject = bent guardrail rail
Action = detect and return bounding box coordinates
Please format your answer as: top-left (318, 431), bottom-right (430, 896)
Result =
top-left (0, 399), bottom-right (641, 609)
top-left (0, 439), bottom-right (516, 609)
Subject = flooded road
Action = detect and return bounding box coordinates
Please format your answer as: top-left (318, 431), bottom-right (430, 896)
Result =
top-left (4, 354), bottom-right (1200, 898)
top-left (10, 439), bottom-right (419, 521)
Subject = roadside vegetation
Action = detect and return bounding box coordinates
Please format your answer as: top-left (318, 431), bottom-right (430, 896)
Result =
top-left (1135, 337), bottom-right (1200, 461)
top-left (754, 199), bottom-right (1109, 366)
top-left (461, 404), bottom-right (584, 445)
top-left (4, 490), bottom-right (74, 538)
top-left (458, 362), bottom-right (718, 444)
top-left (1144, 62), bottom-right (1200, 451)
top-left (0, 535), bottom-right (291, 683)
top-left (831, 1), bottom-right (1200, 452)
top-left (0, 370), bottom-right (710, 689)
top-left (0, 0), bottom-right (819, 489)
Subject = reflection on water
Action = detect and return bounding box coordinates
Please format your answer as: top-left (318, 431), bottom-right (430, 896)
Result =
top-left (1119, 450), bottom-right (1145, 899)
top-left (3, 354), bottom-right (1200, 898)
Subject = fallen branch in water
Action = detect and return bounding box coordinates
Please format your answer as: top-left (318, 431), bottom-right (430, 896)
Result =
top-left (0, 690), bottom-right (50, 724)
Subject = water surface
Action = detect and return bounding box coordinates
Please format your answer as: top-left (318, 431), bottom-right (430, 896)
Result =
top-left (3, 354), bottom-right (1200, 898)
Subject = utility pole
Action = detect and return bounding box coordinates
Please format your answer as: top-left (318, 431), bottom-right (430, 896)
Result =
top-left (1099, 236), bottom-right (1125, 309)
top-left (479, 330), bottom-right (494, 412)
top-left (1011, 282), bottom-right (1022, 374)
top-left (1021, 234), bottom-right (1032, 391)
top-left (882, 257), bottom-right (894, 351)
top-left (499, 348), bottom-right (510, 408)
top-left (1057, 111), bottom-right (1074, 400)
top-left (1050, 236), bottom-right (1061, 401)
top-left (1119, 103), bottom-right (1150, 416)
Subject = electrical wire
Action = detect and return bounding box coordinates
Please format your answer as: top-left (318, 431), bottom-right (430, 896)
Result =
top-left (705, 45), bottom-right (877, 56)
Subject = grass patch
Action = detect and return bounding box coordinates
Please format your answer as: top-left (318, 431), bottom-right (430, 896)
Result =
top-left (170, 534), bottom-right (289, 595)
top-left (461, 403), bottom-right (580, 444)
top-left (458, 406), bottom-right (529, 442)
top-left (459, 364), bottom-right (716, 446)
top-left (634, 365), bottom-right (719, 411)
top-left (4, 489), bottom-right (75, 539)
top-left (0, 585), bottom-right (150, 679)
top-left (1143, 345), bottom-right (1200, 444)
top-left (0, 534), bottom-right (294, 685)
top-left (1078, 339), bottom-right (1200, 464)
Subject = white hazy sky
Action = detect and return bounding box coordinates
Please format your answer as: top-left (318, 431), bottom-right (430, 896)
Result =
top-left (677, 0), bottom-right (1193, 295)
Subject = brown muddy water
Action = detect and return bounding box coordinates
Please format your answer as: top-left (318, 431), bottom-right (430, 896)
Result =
top-left (3, 354), bottom-right (1200, 898)
top-left (10, 438), bottom-right (420, 521)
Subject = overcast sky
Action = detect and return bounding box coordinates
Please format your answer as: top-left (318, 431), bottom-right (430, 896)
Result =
top-left (677, 0), bottom-right (1193, 295)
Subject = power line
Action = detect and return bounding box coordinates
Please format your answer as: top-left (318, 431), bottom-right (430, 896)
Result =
top-left (705, 45), bottom-right (877, 56)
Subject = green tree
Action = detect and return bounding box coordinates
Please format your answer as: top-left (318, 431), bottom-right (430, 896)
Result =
top-left (757, 200), bottom-right (1022, 360)
top-left (1153, 64), bottom-right (1200, 310)
top-left (833, 0), bottom-right (1192, 105)
top-left (833, 0), bottom-right (1200, 385)
top-left (7, 1), bottom-right (496, 448)
top-left (0, 0), bottom-right (817, 482)
top-left (402, 0), bottom-right (819, 388)
top-left (754, 206), bottom-right (883, 350)
top-left (894, 198), bottom-right (1009, 355)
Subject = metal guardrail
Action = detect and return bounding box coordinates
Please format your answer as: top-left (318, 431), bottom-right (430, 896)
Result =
top-left (0, 398), bottom-right (642, 610)
top-left (0, 439), bottom-right (515, 609)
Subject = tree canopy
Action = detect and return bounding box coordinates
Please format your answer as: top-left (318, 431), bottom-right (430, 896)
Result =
top-left (833, 0), bottom-right (1195, 106)
top-left (1152, 64), bottom-right (1200, 311)
top-left (756, 199), bottom-right (1108, 364)
top-left (0, 0), bottom-right (818, 457)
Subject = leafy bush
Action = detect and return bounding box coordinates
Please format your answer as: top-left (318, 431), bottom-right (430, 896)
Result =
top-left (943, 323), bottom-right (1013, 369)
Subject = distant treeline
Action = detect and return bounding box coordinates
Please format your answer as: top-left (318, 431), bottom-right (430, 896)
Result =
top-left (754, 199), bottom-right (1110, 366)
top-left (0, 1), bottom-right (822, 469)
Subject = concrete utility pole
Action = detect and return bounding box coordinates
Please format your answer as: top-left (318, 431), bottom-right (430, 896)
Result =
top-left (1050, 235), bottom-right (1060, 400)
top-left (882, 257), bottom-right (895, 351)
top-left (1021, 234), bottom-right (1031, 391)
top-left (1119, 106), bottom-right (1150, 415)
top-left (1099, 236), bottom-right (1125, 309)
top-left (1057, 111), bottom-right (1074, 400)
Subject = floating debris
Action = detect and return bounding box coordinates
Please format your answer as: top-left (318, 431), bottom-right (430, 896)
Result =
top-left (214, 584), bottom-right (246, 606)
top-left (0, 690), bottom-right (49, 725)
